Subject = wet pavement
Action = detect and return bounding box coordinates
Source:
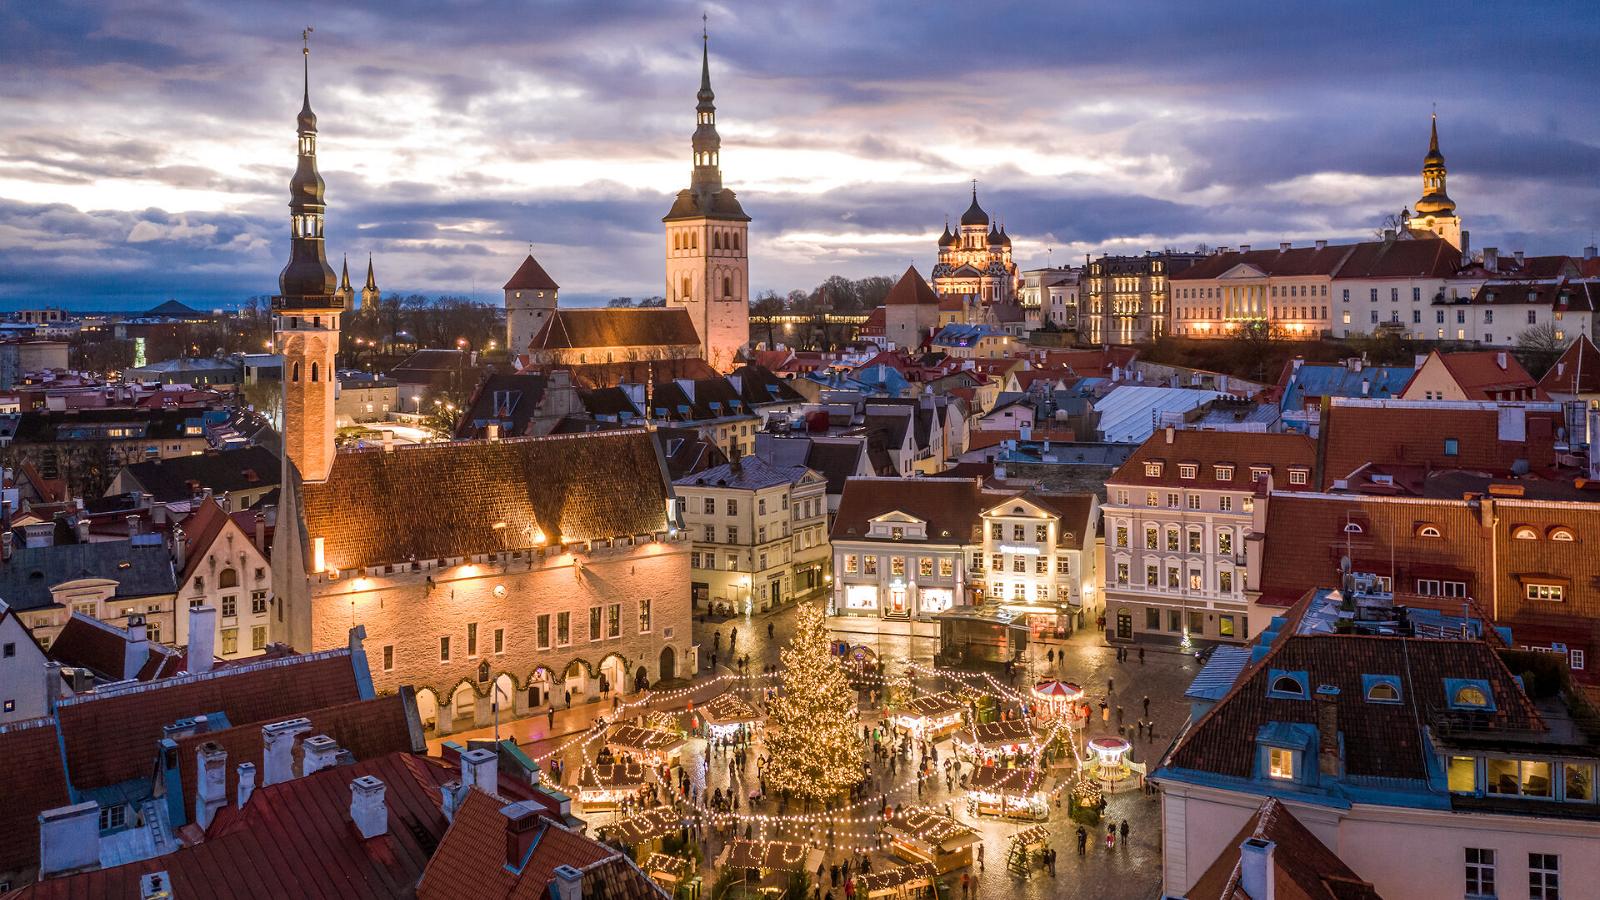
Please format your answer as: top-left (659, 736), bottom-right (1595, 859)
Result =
top-left (504, 601), bottom-right (1204, 900)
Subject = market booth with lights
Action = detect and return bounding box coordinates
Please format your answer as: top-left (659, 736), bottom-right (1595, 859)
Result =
top-left (575, 760), bottom-right (651, 811)
top-left (641, 853), bottom-right (694, 895)
top-left (599, 806), bottom-right (682, 860)
top-left (857, 861), bottom-right (939, 900)
top-left (698, 690), bottom-right (764, 742)
top-left (889, 692), bottom-right (966, 739)
top-left (966, 764), bottom-right (1051, 820)
top-left (605, 723), bottom-right (687, 768)
top-left (883, 806), bottom-right (980, 873)
top-left (932, 607), bottom-right (1030, 667)
top-left (955, 718), bottom-right (1042, 762)
top-left (717, 840), bottom-right (825, 894)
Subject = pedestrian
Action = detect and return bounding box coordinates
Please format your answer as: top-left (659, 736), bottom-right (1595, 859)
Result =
top-left (1047, 847), bottom-right (1056, 876)
top-left (546, 705), bottom-right (555, 731)
top-left (977, 841), bottom-right (984, 870)
top-left (1100, 701), bottom-right (1109, 723)
top-left (730, 627), bottom-right (738, 650)
top-left (1108, 675), bottom-right (1114, 693)
top-left (1116, 705), bottom-right (1124, 726)
top-left (1139, 646), bottom-right (1146, 664)
top-left (830, 864), bottom-right (840, 887)
top-left (1120, 818), bottom-right (1129, 844)
top-left (1046, 648), bottom-right (1055, 666)
top-left (1076, 825), bottom-right (1087, 855)
top-left (1142, 695), bottom-right (1150, 717)
top-left (768, 621), bottom-right (775, 639)
top-left (1105, 826), bottom-right (1116, 851)
top-left (960, 873), bottom-right (970, 898)
top-left (714, 630), bottom-right (722, 650)
top-left (563, 689), bottom-right (571, 707)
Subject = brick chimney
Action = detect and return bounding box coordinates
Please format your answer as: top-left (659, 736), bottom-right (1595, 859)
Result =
top-left (1314, 684), bottom-right (1342, 778)
top-left (261, 717), bottom-right (312, 786)
top-left (37, 801), bottom-right (101, 878)
top-left (349, 775), bottom-right (387, 840)
top-left (501, 800), bottom-right (542, 870)
top-left (236, 762), bottom-right (257, 808)
top-left (301, 735), bottom-right (340, 776)
top-left (186, 606), bottom-right (216, 675)
top-left (195, 742), bottom-right (228, 829)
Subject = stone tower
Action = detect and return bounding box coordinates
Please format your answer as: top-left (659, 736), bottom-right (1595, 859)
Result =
top-left (272, 36), bottom-right (343, 484)
top-left (662, 27), bottom-right (749, 372)
top-left (359, 254), bottom-right (379, 311)
top-left (1408, 113), bottom-right (1462, 249)
top-left (503, 252), bottom-right (559, 357)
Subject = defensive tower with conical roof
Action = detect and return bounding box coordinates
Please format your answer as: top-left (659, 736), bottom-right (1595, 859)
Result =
top-left (272, 29), bottom-right (344, 484)
top-left (662, 21), bottom-right (750, 372)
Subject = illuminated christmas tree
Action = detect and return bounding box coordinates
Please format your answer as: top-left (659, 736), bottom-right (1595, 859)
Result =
top-left (763, 603), bottom-right (864, 803)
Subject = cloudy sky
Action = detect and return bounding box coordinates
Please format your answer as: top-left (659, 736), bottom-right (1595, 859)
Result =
top-left (2, 1), bottom-right (1596, 310)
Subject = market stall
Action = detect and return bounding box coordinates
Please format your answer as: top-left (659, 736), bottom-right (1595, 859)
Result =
top-left (605, 723), bottom-right (687, 768)
top-left (641, 853), bottom-right (694, 894)
top-left (955, 718), bottom-right (1040, 762)
top-left (889, 692), bottom-right (965, 739)
top-left (965, 765), bottom-right (1050, 820)
top-left (699, 691), bottom-right (764, 742)
top-left (599, 806), bottom-right (681, 859)
top-left (857, 862), bottom-right (939, 900)
top-left (574, 760), bottom-right (651, 811)
top-left (716, 840), bottom-right (825, 895)
top-left (1004, 825), bottom-right (1051, 876)
top-left (882, 806), bottom-right (980, 873)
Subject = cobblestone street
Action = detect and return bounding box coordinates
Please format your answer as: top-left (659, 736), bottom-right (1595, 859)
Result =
top-left (507, 601), bottom-right (1204, 899)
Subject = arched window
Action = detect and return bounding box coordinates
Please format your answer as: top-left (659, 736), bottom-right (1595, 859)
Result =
top-left (733, 232), bottom-right (740, 251)
top-left (723, 276), bottom-right (732, 298)
top-left (691, 233), bottom-right (698, 250)
top-left (713, 232), bottom-right (722, 251)
top-left (681, 277), bottom-right (691, 301)
top-left (219, 568), bottom-right (239, 589)
top-left (1548, 527), bottom-right (1576, 542)
top-left (1453, 685), bottom-right (1489, 708)
top-left (1271, 675), bottom-right (1306, 698)
top-left (291, 362), bottom-right (301, 383)
top-left (1513, 526), bottom-right (1539, 540)
top-left (1417, 525), bottom-right (1442, 538)
top-left (1343, 522), bottom-right (1363, 534)
top-left (1366, 681), bottom-right (1399, 703)
top-left (310, 362), bottom-right (319, 382)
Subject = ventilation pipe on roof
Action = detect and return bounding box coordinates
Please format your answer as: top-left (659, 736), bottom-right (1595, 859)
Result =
top-left (460, 747), bottom-right (499, 795)
top-left (124, 614), bottom-right (150, 680)
top-left (195, 742), bottom-right (228, 830)
top-left (236, 762), bottom-right (256, 808)
top-left (139, 872), bottom-right (171, 900)
top-left (173, 526), bottom-right (187, 572)
top-left (553, 864), bottom-right (584, 900)
top-left (350, 775), bottom-right (388, 839)
top-left (261, 717), bottom-right (312, 786)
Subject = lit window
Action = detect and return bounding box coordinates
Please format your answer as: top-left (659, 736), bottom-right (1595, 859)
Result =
top-left (1549, 528), bottom-right (1575, 542)
top-left (1448, 756), bottom-right (1478, 793)
top-left (1513, 526), bottom-right (1539, 540)
top-left (1178, 464), bottom-right (1196, 479)
top-left (1452, 685), bottom-right (1490, 708)
top-left (1267, 747), bottom-right (1294, 780)
top-left (1526, 583), bottom-right (1564, 602)
top-left (1417, 525), bottom-right (1441, 538)
top-left (1144, 462), bottom-right (1163, 477)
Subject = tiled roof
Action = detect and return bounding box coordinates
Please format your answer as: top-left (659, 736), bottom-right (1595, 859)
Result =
top-left (885, 267), bottom-right (940, 306)
top-left (53, 647), bottom-right (362, 791)
top-left (10, 407), bottom-right (203, 444)
top-left (1332, 237), bottom-right (1460, 279)
top-left (0, 717), bottom-right (71, 876)
top-left (14, 752), bottom-right (458, 900)
top-left (0, 539), bottom-right (177, 613)
top-left (1106, 429), bottom-right (1315, 490)
top-left (1321, 399), bottom-right (1562, 484)
top-left (416, 787), bottom-right (641, 900)
top-left (302, 431), bottom-right (673, 571)
top-left (804, 440), bottom-right (866, 495)
top-left (525, 357), bottom-right (721, 390)
top-left (528, 309), bottom-right (700, 353)
top-left (675, 455), bottom-right (808, 491)
top-left (503, 254), bottom-right (560, 291)
top-left (455, 373), bottom-right (550, 439)
top-left (1185, 798), bottom-right (1381, 900)
top-left (174, 691), bottom-right (421, 817)
top-left (1172, 243), bottom-right (1357, 281)
top-left (1167, 631), bottom-right (1539, 782)
top-left (120, 445), bottom-right (280, 503)
top-left (45, 613), bottom-right (133, 681)
top-left (832, 477), bottom-right (985, 545)
top-left (1537, 333), bottom-right (1600, 395)
top-left (176, 498), bottom-right (233, 585)
top-left (1407, 350), bottom-right (1540, 400)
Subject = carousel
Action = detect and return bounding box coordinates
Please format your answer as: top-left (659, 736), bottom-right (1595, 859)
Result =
top-left (857, 862), bottom-right (939, 900)
top-left (716, 840), bottom-right (825, 895)
top-left (605, 723), bottom-right (687, 768)
top-left (955, 718), bottom-right (1040, 763)
top-left (883, 806), bottom-right (981, 873)
top-left (1086, 735), bottom-right (1142, 793)
top-left (965, 765), bottom-right (1051, 820)
top-left (574, 760), bottom-right (651, 812)
top-left (698, 691), bottom-right (764, 742)
top-left (889, 692), bottom-right (966, 739)
top-left (1030, 680), bottom-right (1084, 721)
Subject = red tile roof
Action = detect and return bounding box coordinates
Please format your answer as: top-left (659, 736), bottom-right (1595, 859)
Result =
top-left (503, 254), bottom-right (560, 291)
top-left (54, 647), bottom-right (362, 791)
top-left (1402, 350), bottom-right (1542, 401)
top-left (1537, 334), bottom-right (1600, 395)
top-left (1171, 244), bottom-right (1358, 281)
top-left (46, 613), bottom-right (133, 681)
top-left (177, 497), bottom-right (232, 586)
top-left (832, 477), bottom-right (986, 546)
top-left (528, 308), bottom-right (699, 353)
top-left (1185, 798), bottom-right (1381, 900)
top-left (1332, 237), bottom-right (1461, 279)
top-left (966, 427), bottom-right (1075, 451)
top-left (884, 266), bottom-right (940, 306)
top-left (1320, 400), bottom-right (1562, 484)
top-left (0, 717), bottom-right (72, 877)
top-left (1106, 429), bottom-right (1315, 490)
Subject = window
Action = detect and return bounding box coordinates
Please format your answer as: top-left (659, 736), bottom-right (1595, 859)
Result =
top-left (1267, 747), bottom-right (1294, 780)
top-left (589, 607), bottom-right (602, 641)
top-left (1218, 531), bottom-right (1233, 555)
top-left (1287, 469), bottom-right (1308, 485)
top-left (251, 625), bottom-right (267, 651)
top-left (1528, 310), bottom-right (1538, 325)
top-left (727, 526), bottom-right (738, 543)
top-left (1452, 683), bottom-right (1492, 709)
top-left (1573, 649), bottom-right (1586, 671)
top-left (382, 645), bottom-right (394, 671)
top-left (250, 591), bottom-right (267, 615)
top-left (99, 804), bottom-right (126, 831)
top-left (726, 499), bottom-right (738, 515)
top-left (439, 636), bottom-right (451, 661)
top-left (1035, 556), bottom-right (1047, 574)
top-left (940, 558), bottom-right (954, 577)
top-left (1549, 528), bottom-right (1576, 542)
top-left (1513, 526), bottom-right (1539, 540)
top-left (1167, 567), bottom-right (1180, 589)
top-left (1187, 493), bottom-right (1201, 510)
top-left (221, 628), bottom-right (238, 655)
top-left (1219, 570), bottom-right (1233, 592)
top-left (1448, 756), bottom-right (1477, 793)
top-left (556, 611), bottom-right (570, 646)
top-left (1219, 495), bottom-right (1232, 512)
top-left (1444, 438), bottom-right (1459, 456)
top-left (1178, 464), bottom-right (1197, 479)
top-left (703, 497), bottom-right (715, 514)
top-left (1145, 526), bottom-right (1158, 550)
top-left (1115, 526), bottom-right (1129, 548)
top-left (1219, 615), bottom-right (1235, 637)
top-left (466, 622), bottom-right (478, 657)
top-left (1145, 564), bottom-right (1158, 587)
top-left (990, 523), bottom-right (1003, 539)
top-left (1370, 288), bottom-right (1378, 302)
top-left (1035, 524), bottom-right (1049, 542)
top-left (919, 557), bottom-right (934, 577)
top-left (1, 642), bottom-right (12, 659)
top-left (1342, 289), bottom-right (1350, 302)
top-left (1365, 680), bottom-right (1400, 703)
top-left (1417, 525), bottom-right (1442, 538)
top-left (1526, 583), bottom-right (1564, 602)
top-left (537, 614), bottom-right (551, 649)
top-left (1166, 493), bottom-right (1179, 509)
top-left (493, 627), bottom-right (505, 654)
top-left (1413, 309), bottom-right (1422, 324)
top-left (891, 556), bottom-right (905, 576)
top-left (1116, 563), bottom-right (1129, 584)
top-left (863, 556), bottom-right (878, 575)
top-left (607, 604), bottom-right (621, 638)
top-left (1166, 529), bottom-right (1179, 552)
top-left (1370, 310), bottom-right (1379, 324)
top-left (1186, 530), bottom-right (1200, 553)
top-left (844, 554), bottom-right (859, 574)
top-left (1145, 491), bottom-right (1158, 507)
top-left (1464, 848), bottom-right (1495, 899)
top-left (1529, 853), bottom-right (1559, 900)
top-left (1012, 524), bottom-right (1026, 541)
top-left (1056, 557), bottom-right (1070, 575)
top-left (703, 525), bottom-right (715, 543)
top-left (1564, 762), bottom-right (1592, 801)
top-left (758, 498), bottom-right (766, 515)
top-left (1269, 672), bottom-right (1308, 698)
top-left (1012, 556), bottom-right (1026, 573)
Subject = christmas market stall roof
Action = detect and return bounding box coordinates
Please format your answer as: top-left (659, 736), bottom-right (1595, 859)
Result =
top-left (599, 806), bottom-right (684, 847)
top-left (605, 723), bottom-right (687, 757)
top-left (700, 691), bottom-right (763, 727)
top-left (576, 760), bottom-right (651, 791)
top-left (966, 765), bottom-right (1050, 796)
top-left (717, 839), bottom-right (823, 874)
top-left (892, 692), bottom-right (964, 719)
top-left (957, 718), bottom-right (1040, 750)
top-left (857, 862), bottom-right (938, 898)
top-left (883, 807), bottom-right (980, 855)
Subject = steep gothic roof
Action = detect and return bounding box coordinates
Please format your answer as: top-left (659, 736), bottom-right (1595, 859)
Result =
top-left (503, 254), bottom-right (560, 292)
top-left (884, 266), bottom-right (940, 306)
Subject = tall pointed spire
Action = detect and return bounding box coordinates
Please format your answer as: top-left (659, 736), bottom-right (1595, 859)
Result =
top-left (1428, 111), bottom-right (1439, 154)
top-left (699, 14), bottom-right (713, 102)
top-left (364, 253), bottom-right (377, 292)
top-left (279, 26), bottom-right (336, 301)
top-left (338, 254), bottom-right (351, 293)
top-left (1415, 110), bottom-right (1453, 217)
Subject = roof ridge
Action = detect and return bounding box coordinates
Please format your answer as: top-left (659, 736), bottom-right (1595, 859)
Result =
top-left (56, 645), bottom-right (352, 707)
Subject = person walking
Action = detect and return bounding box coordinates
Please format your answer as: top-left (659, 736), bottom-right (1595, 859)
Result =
top-left (1108, 675), bottom-right (1114, 693)
top-left (1138, 646), bottom-right (1146, 664)
top-left (546, 705), bottom-right (555, 732)
top-left (1119, 819), bottom-right (1129, 846)
top-left (768, 621), bottom-right (775, 639)
top-left (1142, 695), bottom-right (1150, 717)
top-left (1105, 826), bottom-right (1116, 851)
top-left (1100, 701), bottom-right (1110, 723)
top-left (977, 841), bottom-right (984, 871)
top-left (960, 873), bottom-right (970, 899)
top-left (1076, 825), bottom-right (1087, 855)
top-left (730, 627), bottom-right (738, 651)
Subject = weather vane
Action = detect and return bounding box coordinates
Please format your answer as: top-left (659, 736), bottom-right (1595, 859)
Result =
top-left (302, 26), bottom-right (313, 55)
top-left (703, 12), bottom-right (708, 41)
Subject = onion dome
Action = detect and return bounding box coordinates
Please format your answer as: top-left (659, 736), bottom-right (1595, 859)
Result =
top-left (960, 185), bottom-right (989, 227)
top-left (997, 223), bottom-right (1012, 247)
top-left (938, 219), bottom-right (956, 247)
top-left (987, 223), bottom-right (1003, 245)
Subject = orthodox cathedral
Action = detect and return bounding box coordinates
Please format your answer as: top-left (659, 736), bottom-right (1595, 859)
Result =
top-left (931, 185), bottom-right (1018, 304)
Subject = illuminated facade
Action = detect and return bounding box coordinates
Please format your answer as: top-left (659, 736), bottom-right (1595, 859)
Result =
top-left (1082, 253), bottom-right (1203, 345)
top-left (1402, 114), bottom-right (1463, 250)
top-left (931, 186), bottom-right (1017, 305)
top-left (663, 30), bottom-right (750, 372)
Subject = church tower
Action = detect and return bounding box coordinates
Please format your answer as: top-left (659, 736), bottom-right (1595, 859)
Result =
top-left (359, 254), bottom-right (379, 310)
top-left (663, 25), bottom-right (749, 372)
top-left (1409, 113), bottom-right (1462, 249)
top-left (272, 34), bottom-right (343, 484)
top-left (334, 255), bottom-right (353, 308)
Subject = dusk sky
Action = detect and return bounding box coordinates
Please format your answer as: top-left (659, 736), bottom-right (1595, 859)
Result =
top-left (2, 0), bottom-right (1596, 310)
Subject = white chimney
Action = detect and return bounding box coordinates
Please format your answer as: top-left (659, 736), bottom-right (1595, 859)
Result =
top-left (460, 747), bottom-right (498, 795)
top-left (236, 762), bottom-right (257, 808)
top-left (1165, 425), bottom-right (1175, 444)
top-left (1240, 244), bottom-right (1251, 253)
top-left (440, 780), bottom-right (465, 823)
top-left (382, 430), bottom-right (395, 453)
top-left (1514, 250), bottom-right (1525, 266)
top-left (553, 864), bottom-right (584, 900)
top-left (37, 801), bottom-right (101, 878)
top-left (172, 527), bottom-right (187, 572)
top-left (1484, 247), bottom-right (1499, 273)
top-left (1496, 351), bottom-right (1508, 371)
top-left (1239, 837), bottom-right (1276, 900)
top-left (349, 775), bottom-right (387, 840)
top-left (485, 423), bottom-right (500, 442)
top-left (187, 606), bottom-right (216, 674)
top-left (123, 615), bottom-right (150, 680)
top-left (1279, 242), bottom-right (1291, 251)
top-left (195, 742), bottom-right (227, 830)
top-left (302, 735), bottom-right (340, 776)
top-left (261, 717), bottom-right (312, 786)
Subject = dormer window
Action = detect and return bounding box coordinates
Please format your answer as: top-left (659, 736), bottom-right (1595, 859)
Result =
top-left (1178, 464), bottom-right (1197, 480)
top-left (1250, 466), bottom-right (1270, 482)
top-left (1361, 675), bottom-right (1402, 704)
top-left (1513, 526), bottom-right (1539, 540)
top-left (1446, 679), bottom-right (1495, 711)
top-left (1267, 747), bottom-right (1295, 780)
top-left (1548, 527), bottom-right (1576, 542)
top-left (1343, 522), bottom-right (1363, 534)
top-left (1215, 465), bottom-right (1234, 481)
top-left (1287, 469), bottom-right (1309, 486)
top-left (1144, 462), bottom-right (1163, 478)
top-left (1266, 669), bottom-right (1309, 700)
top-left (1417, 524), bottom-right (1442, 538)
